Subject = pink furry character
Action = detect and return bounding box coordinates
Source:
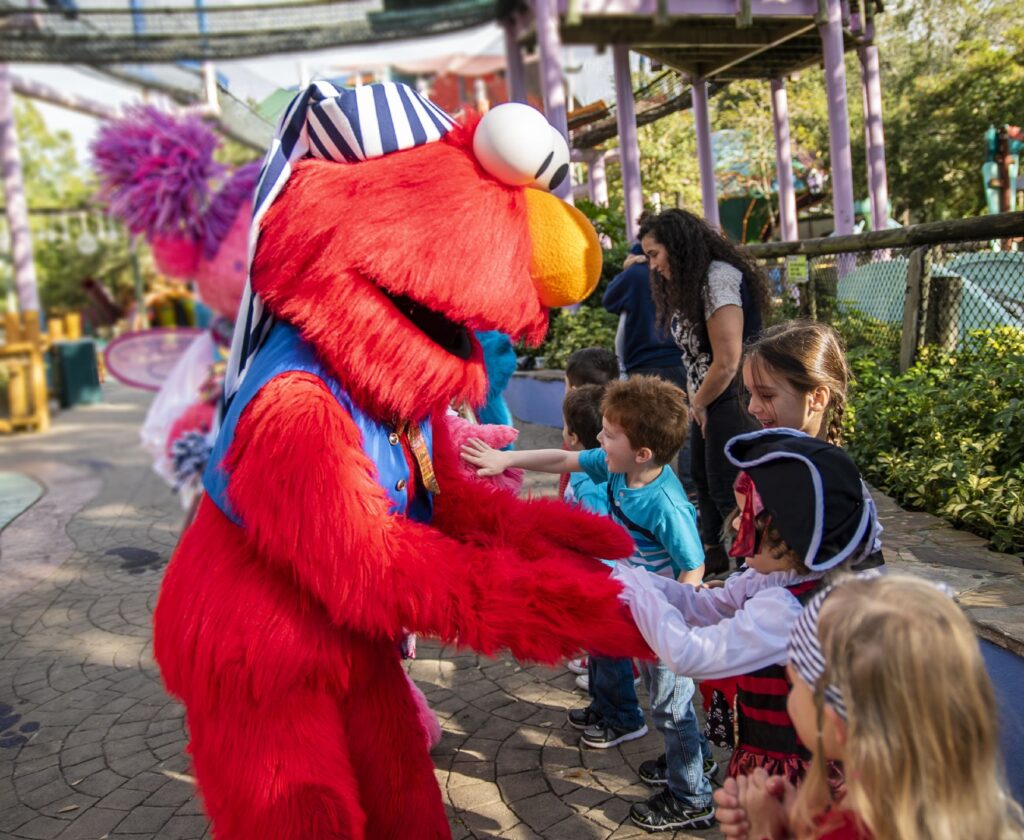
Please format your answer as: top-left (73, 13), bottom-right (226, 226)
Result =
top-left (442, 412), bottom-right (523, 495)
top-left (93, 106), bottom-right (258, 320)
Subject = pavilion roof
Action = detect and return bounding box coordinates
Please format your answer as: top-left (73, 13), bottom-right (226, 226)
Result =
top-left (0, 0), bottom-right (501, 63)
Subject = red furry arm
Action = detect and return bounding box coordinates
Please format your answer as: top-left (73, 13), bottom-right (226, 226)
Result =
top-left (225, 374), bottom-right (650, 662)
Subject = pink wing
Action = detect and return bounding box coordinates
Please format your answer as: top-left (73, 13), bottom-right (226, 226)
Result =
top-left (104, 328), bottom-right (206, 391)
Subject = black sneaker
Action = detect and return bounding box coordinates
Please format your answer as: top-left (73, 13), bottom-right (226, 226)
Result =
top-left (566, 707), bottom-right (603, 730)
top-left (580, 721), bottom-right (648, 749)
top-left (638, 753), bottom-right (667, 785)
top-left (639, 753), bottom-right (718, 785)
top-left (629, 788), bottom-right (716, 832)
top-left (703, 756), bottom-right (719, 780)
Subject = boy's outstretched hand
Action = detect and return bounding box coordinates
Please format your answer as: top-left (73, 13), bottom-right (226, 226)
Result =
top-left (461, 438), bottom-right (512, 477)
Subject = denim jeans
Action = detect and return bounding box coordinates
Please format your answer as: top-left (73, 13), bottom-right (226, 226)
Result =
top-left (639, 659), bottom-right (713, 809)
top-left (587, 655), bottom-right (644, 731)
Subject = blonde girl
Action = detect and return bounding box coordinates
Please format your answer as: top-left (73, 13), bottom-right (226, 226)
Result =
top-left (718, 574), bottom-right (1024, 840)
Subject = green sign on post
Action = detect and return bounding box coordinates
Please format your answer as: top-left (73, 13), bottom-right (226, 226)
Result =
top-left (787, 255), bottom-right (809, 285)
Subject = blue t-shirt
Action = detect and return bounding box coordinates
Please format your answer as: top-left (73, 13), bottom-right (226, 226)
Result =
top-left (578, 448), bottom-right (704, 578)
top-left (565, 471), bottom-right (609, 516)
top-left (602, 244), bottom-right (682, 372)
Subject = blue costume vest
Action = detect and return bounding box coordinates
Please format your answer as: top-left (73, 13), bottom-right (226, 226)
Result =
top-left (203, 322), bottom-right (434, 526)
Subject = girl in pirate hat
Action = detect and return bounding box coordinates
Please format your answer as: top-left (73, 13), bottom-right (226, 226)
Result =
top-left (614, 429), bottom-right (882, 789)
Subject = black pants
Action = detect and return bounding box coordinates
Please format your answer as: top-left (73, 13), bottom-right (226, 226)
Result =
top-left (629, 365), bottom-right (696, 497)
top-left (690, 391), bottom-right (758, 546)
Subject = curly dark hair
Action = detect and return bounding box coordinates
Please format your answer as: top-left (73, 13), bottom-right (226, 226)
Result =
top-left (638, 209), bottom-right (771, 332)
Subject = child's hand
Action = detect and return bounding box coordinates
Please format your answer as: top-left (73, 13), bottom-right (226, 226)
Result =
top-left (623, 252), bottom-right (647, 270)
top-left (714, 777), bottom-right (750, 838)
top-left (460, 438), bottom-right (512, 477)
top-left (737, 769), bottom-right (792, 840)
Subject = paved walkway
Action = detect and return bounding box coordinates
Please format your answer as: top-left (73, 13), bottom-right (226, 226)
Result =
top-left (0, 383), bottom-right (1020, 840)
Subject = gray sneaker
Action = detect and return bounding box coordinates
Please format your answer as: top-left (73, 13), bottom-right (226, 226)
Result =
top-left (580, 721), bottom-right (648, 749)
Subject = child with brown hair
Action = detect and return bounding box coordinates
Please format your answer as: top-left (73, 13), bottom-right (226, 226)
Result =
top-left (741, 320), bottom-right (851, 445)
top-left (614, 430), bottom-right (883, 801)
top-left (463, 375), bottom-right (717, 831)
top-left (716, 574), bottom-right (1024, 840)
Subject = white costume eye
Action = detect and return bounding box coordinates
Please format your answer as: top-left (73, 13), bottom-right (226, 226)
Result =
top-left (472, 102), bottom-right (571, 193)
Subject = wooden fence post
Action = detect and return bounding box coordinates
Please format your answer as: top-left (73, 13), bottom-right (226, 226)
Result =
top-left (899, 246), bottom-right (925, 372)
top-left (924, 273), bottom-right (963, 352)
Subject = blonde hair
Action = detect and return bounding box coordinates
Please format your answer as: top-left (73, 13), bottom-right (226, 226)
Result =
top-left (744, 320), bottom-right (851, 445)
top-left (792, 575), bottom-right (1024, 840)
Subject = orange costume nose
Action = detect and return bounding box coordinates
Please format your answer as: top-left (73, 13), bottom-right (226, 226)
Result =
top-left (524, 189), bottom-right (603, 308)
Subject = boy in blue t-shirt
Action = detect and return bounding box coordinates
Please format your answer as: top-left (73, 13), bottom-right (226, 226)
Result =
top-left (560, 385), bottom-right (646, 752)
top-left (462, 376), bottom-right (715, 832)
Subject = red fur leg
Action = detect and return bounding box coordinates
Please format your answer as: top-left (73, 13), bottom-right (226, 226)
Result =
top-left (343, 646), bottom-right (450, 840)
top-left (188, 689), bottom-right (366, 840)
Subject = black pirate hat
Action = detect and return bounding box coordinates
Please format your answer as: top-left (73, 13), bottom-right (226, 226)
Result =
top-left (724, 429), bottom-right (880, 571)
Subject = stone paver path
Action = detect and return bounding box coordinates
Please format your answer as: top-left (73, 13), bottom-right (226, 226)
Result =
top-left (3, 383), bottom-right (1021, 839)
top-left (0, 384), bottom-right (726, 840)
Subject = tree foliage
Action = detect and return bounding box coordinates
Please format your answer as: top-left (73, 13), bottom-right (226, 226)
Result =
top-left (4, 99), bottom-right (138, 315)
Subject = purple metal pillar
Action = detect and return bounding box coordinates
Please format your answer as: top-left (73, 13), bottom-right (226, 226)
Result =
top-left (691, 76), bottom-right (719, 230)
top-left (858, 26), bottom-right (889, 230)
top-left (613, 45), bottom-right (643, 241)
top-left (589, 151), bottom-right (608, 206)
top-left (770, 77), bottom-right (798, 241)
top-left (502, 20), bottom-right (527, 104)
top-left (533, 0), bottom-right (572, 201)
top-left (0, 64), bottom-right (39, 313)
top-left (818, 0), bottom-right (855, 239)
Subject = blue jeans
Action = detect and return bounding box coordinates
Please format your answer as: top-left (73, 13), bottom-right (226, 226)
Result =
top-left (588, 655), bottom-right (644, 731)
top-left (639, 659), bottom-right (713, 809)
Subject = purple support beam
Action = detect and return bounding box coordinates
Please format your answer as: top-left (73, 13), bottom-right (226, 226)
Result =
top-left (588, 151), bottom-right (608, 207)
top-left (691, 76), bottom-right (720, 230)
top-left (556, 0), bottom-right (818, 16)
top-left (502, 20), bottom-right (527, 104)
top-left (613, 45), bottom-right (643, 241)
top-left (770, 77), bottom-right (798, 241)
top-left (858, 30), bottom-right (889, 231)
top-left (0, 64), bottom-right (39, 314)
top-left (818, 0), bottom-right (855, 241)
top-left (533, 0), bottom-right (573, 202)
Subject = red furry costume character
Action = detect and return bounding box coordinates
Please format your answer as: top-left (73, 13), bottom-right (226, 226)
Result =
top-left (153, 84), bottom-right (649, 839)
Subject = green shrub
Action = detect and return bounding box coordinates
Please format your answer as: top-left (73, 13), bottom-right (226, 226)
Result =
top-left (846, 327), bottom-right (1024, 556)
top-left (539, 305), bottom-right (619, 370)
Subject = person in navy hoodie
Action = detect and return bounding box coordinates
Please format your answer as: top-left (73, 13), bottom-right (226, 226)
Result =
top-left (603, 220), bottom-right (695, 497)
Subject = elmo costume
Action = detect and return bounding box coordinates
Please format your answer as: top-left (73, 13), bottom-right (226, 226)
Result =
top-left (153, 82), bottom-right (649, 839)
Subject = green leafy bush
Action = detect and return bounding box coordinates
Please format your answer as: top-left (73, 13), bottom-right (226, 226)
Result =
top-left (846, 327), bottom-right (1024, 556)
top-left (539, 305), bottom-right (619, 370)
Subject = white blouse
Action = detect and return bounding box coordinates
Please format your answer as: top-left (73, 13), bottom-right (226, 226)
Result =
top-left (612, 564), bottom-right (824, 681)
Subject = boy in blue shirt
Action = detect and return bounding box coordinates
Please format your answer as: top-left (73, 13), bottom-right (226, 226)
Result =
top-left (560, 385), bottom-right (647, 752)
top-left (462, 376), bottom-right (715, 832)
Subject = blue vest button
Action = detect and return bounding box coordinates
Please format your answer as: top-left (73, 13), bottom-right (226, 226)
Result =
top-left (395, 479), bottom-right (407, 491)
top-left (388, 432), bottom-right (400, 445)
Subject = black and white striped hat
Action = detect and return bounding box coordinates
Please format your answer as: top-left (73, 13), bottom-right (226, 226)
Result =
top-left (724, 428), bottom-right (881, 571)
top-left (223, 80), bottom-right (456, 409)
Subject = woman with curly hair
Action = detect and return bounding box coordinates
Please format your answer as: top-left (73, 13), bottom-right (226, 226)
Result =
top-left (637, 209), bottom-right (770, 571)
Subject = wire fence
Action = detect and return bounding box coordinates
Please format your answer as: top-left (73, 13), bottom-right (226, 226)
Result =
top-left (745, 212), bottom-right (1024, 372)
